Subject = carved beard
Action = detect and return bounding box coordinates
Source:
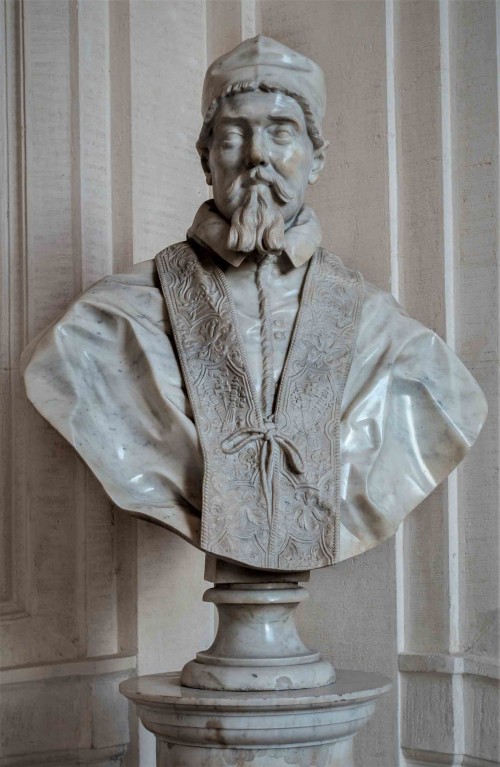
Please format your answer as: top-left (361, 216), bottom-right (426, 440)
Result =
top-left (225, 169), bottom-right (294, 256)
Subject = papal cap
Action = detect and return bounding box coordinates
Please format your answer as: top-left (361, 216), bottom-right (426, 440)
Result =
top-left (201, 35), bottom-right (326, 135)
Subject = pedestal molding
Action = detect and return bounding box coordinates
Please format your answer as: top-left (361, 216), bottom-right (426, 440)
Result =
top-left (120, 670), bottom-right (391, 765)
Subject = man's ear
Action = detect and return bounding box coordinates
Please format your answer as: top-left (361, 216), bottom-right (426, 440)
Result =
top-left (198, 147), bottom-right (213, 186)
top-left (308, 142), bottom-right (329, 185)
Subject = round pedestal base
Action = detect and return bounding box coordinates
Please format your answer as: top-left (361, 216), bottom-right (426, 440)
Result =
top-left (180, 657), bottom-right (335, 691)
top-left (179, 584), bottom-right (335, 691)
top-left (120, 670), bottom-right (391, 767)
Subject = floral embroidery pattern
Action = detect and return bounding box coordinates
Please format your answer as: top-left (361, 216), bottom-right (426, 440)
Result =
top-left (294, 488), bottom-right (329, 532)
top-left (156, 243), bottom-right (364, 570)
top-left (198, 318), bottom-right (231, 362)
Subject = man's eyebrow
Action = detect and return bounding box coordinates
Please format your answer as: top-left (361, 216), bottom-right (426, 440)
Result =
top-left (266, 114), bottom-right (302, 128)
top-left (214, 116), bottom-right (246, 127)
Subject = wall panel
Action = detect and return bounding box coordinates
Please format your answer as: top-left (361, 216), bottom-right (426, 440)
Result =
top-left (451, 0), bottom-right (499, 661)
top-left (129, 0), bottom-right (207, 262)
top-left (464, 673), bottom-right (500, 763)
top-left (2, 0), bottom-right (84, 669)
top-left (108, 0), bottom-right (134, 276)
top-left (398, 0), bottom-right (499, 763)
top-left (396, 0), bottom-right (448, 655)
top-left (206, 0), bottom-right (245, 60)
top-left (0, 656), bottom-right (135, 767)
top-left (0, 0), bottom-right (28, 625)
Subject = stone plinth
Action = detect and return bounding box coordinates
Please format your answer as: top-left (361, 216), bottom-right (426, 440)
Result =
top-left (180, 583), bottom-right (335, 691)
top-left (120, 670), bottom-right (391, 767)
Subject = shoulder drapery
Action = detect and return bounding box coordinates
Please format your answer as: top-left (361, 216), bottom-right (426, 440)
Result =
top-left (21, 252), bottom-right (487, 568)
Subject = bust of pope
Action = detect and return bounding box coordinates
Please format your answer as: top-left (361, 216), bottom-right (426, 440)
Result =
top-left (21, 36), bottom-right (487, 572)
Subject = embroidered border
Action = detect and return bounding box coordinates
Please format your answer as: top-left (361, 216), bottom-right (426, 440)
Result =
top-left (156, 243), bottom-right (364, 571)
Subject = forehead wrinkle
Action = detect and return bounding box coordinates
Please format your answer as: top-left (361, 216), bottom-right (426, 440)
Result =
top-left (216, 90), bottom-right (303, 119)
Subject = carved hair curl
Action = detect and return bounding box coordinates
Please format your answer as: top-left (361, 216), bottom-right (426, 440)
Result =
top-left (197, 81), bottom-right (326, 156)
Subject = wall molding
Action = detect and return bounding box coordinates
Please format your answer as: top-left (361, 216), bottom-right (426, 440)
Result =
top-left (0, 652), bottom-right (136, 685)
top-left (399, 652), bottom-right (500, 681)
top-left (0, 744), bottom-right (128, 767)
top-left (0, 654), bottom-right (136, 765)
top-left (403, 748), bottom-right (500, 767)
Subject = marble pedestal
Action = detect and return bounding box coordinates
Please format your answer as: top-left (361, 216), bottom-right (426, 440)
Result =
top-left (179, 557), bottom-right (335, 692)
top-left (120, 558), bottom-right (391, 765)
top-left (120, 670), bottom-right (391, 766)
top-left (180, 582), bottom-right (335, 691)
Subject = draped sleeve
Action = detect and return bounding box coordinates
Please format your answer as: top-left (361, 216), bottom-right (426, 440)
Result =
top-left (21, 259), bottom-right (204, 544)
top-left (338, 282), bottom-right (488, 561)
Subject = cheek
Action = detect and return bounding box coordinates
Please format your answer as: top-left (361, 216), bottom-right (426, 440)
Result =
top-left (210, 148), bottom-right (244, 180)
top-left (275, 146), bottom-right (313, 184)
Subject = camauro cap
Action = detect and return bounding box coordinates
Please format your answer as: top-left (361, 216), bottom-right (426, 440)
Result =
top-left (201, 35), bottom-right (326, 136)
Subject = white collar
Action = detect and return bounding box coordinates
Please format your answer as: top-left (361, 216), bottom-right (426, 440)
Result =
top-left (186, 200), bottom-right (322, 268)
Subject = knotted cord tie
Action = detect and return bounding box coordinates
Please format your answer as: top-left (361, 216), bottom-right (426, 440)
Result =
top-left (221, 420), bottom-right (305, 515)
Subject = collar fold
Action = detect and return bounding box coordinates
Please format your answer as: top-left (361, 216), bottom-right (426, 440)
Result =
top-left (187, 200), bottom-right (322, 268)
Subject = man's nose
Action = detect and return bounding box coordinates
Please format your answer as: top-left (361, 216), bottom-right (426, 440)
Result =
top-left (246, 130), bottom-right (268, 168)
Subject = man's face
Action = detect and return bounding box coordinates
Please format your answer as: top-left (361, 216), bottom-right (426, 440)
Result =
top-left (204, 90), bottom-right (324, 229)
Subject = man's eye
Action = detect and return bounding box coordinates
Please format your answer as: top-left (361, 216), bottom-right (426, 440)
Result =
top-left (220, 130), bottom-right (244, 146)
top-left (269, 127), bottom-right (294, 142)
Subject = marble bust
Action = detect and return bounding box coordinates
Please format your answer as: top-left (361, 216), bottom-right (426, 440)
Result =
top-left (22, 36), bottom-right (487, 572)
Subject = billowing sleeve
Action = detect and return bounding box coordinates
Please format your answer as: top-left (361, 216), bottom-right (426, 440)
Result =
top-left (21, 262), bottom-right (203, 545)
top-left (338, 283), bottom-right (488, 561)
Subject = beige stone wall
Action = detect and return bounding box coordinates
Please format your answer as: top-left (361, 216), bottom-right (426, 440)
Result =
top-left (0, 2), bottom-right (212, 765)
top-left (1, 1), bottom-right (498, 766)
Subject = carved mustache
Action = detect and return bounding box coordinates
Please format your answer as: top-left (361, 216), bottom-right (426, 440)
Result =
top-left (225, 167), bottom-right (294, 205)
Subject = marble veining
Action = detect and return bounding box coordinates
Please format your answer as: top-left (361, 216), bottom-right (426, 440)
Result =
top-left (120, 670), bottom-right (391, 766)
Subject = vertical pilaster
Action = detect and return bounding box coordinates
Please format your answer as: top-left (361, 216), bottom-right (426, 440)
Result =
top-left (397, 1), bottom-right (499, 764)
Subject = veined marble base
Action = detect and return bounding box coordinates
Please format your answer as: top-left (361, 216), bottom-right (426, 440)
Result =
top-left (180, 583), bottom-right (335, 691)
top-left (120, 670), bottom-right (391, 767)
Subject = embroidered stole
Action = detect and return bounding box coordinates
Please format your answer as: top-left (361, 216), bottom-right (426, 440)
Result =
top-left (155, 242), bottom-right (364, 571)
